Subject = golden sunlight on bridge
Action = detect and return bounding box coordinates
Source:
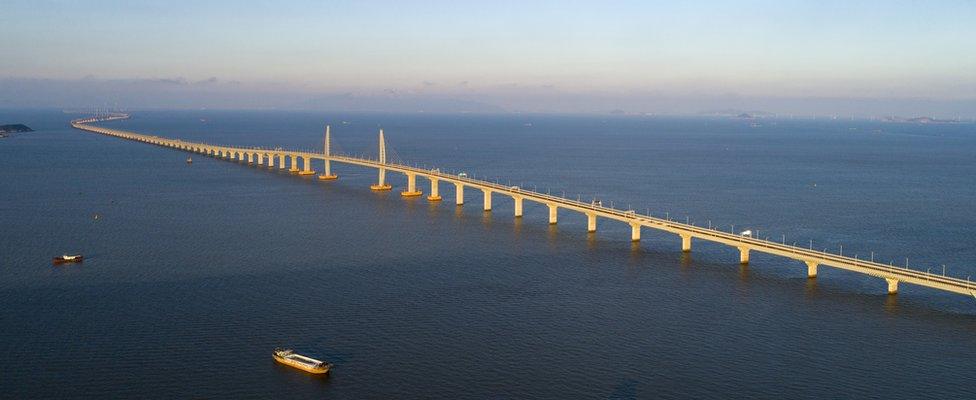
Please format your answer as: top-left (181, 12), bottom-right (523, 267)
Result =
top-left (72, 114), bottom-right (976, 300)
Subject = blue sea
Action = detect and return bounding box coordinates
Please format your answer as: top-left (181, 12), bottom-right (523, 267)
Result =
top-left (1, 109), bottom-right (975, 399)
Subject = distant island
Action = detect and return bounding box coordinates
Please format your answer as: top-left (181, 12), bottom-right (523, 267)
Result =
top-left (0, 124), bottom-right (33, 137)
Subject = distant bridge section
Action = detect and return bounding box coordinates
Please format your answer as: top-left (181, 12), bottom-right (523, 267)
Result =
top-left (72, 114), bottom-right (976, 300)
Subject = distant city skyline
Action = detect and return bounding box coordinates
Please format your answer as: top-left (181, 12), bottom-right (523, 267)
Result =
top-left (2, 0), bottom-right (974, 117)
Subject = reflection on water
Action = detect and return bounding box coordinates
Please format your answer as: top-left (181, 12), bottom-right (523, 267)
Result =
top-left (1, 109), bottom-right (975, 399)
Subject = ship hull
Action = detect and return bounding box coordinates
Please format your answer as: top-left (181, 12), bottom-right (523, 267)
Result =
top-left (273, 354), bottom-right (331, 375)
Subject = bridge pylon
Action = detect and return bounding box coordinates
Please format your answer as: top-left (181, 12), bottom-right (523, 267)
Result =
top-left (318, 125), bottom-right (338, 180)
top-left (370, 129), bottom-right (392, 191)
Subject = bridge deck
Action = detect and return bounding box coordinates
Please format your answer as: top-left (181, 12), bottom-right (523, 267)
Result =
top-left (72, 115), bottom-right (976, 299)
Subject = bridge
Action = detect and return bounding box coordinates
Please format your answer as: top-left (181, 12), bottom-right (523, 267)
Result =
top-left (72, 114), bottom-right (976, 300)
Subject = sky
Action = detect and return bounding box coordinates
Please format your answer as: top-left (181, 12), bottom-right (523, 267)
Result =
top-left (1, 0), bottom-right (974, 116)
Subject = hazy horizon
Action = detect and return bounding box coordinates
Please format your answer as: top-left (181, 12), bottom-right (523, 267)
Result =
top-left (2, 1), bottom-right (974, 117)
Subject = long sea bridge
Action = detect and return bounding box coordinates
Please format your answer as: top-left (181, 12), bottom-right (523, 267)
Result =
top-left (72, 114), bottom-right (976, 300)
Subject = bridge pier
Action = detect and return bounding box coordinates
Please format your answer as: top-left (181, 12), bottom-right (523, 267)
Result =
top-left (427, 178), bottom-right (441, 201)
top-left (587, 213), bottom-right (596, 233)
top-left (482, 189), bottom-right (492, 211)
top-left (455, 183), bottom-right (464, 205)
top-left (401, 174), bottom-right (422, 197)
top-left (298, 156), bottom-right (315, 175)
top-left (257, 153), bottom-right (264, 165)
top-left (681, 234), bottom-right (692, 252)
top-left (299, 157), bottom-right (315, 175)
top-left (371, 168), bottom-right (391, 191)
top-left (631, 223), bottom-right (641, 242)
top-left (806, 261), bottom-right (818, 278)
top-left (886, 278), bottom-right (899, 294)
top-left (514, 196), bottom-right (523, 217)
top-left (247, 153), bottom-right (254, 164)
top-left (318, 159), bottom-right (337, 180)
top-left (268, 154), bottom-right (275, 168)
top-left (279, 154), bottom-right (286, 169)
top-left (548, 204), bottom-right (558, 224)
top-left (289, 155), bottom-right (300, 173)
top-left (739, 247), bottom-right (750, 265)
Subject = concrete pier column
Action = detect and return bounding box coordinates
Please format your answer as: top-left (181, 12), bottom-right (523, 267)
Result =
top-left (482, 189), bottom-right (492, 211)
top-left (548, 204), bottom-right (558, 224)
top-left (257, 153), bottom-right (264, 165)
top-left (401, 174), bottom-right (422, 197)
top-left (299, 157), bottom-right (315, 175)
top-left (455, 183), bottom-right (464, 205)
top-left (739, 247), bottom-right (750, 265)
top-left (886, 278), bottom-right (899, 294)
top-left (587, 213), bottom-right (597, 233)
top-left (279, 154), bottom-right (286, 169)
top-left (370, 168), bottom-right (391, 191)
top-left (631, 223), bottom-right (641, 241)
top-left (247, 153), bottom-right (254, 164)
top-left (427, 178), bottom-right (441, 201)
top-left (289, 155), bottom-right (300, 173)
top-left (318, 158), bottom-right (337, 180)
top-left (268, 154), bottom-right (275, 167)
top-left (681, 234), bottom-right (692, 252)
top-left (514, 196), bottom-right (523, 217)
top-left (805, 261), bottom-right (818, 278)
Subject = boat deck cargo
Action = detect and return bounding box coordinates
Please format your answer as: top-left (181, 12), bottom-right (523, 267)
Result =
top-left (273, 348), bottom-right (332, 375)
top-left (53, 254), bottom-right (83, 265)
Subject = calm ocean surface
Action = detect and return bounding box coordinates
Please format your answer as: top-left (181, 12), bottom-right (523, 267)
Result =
top-left (1, 109), bottom-right (975, 399)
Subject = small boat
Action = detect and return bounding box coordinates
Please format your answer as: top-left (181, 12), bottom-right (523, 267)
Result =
top-left (186, 157), bottom-right (192, 164)
top-left (273, 348), bottom-right (332, 375)
top-left (53, 254), bottom-right (83, 264)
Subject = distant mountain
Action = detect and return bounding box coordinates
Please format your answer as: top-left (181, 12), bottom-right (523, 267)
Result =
top-left (298, 94), bottom-right (506, 113)
top-left (0, 124), bottom-right (33, 134)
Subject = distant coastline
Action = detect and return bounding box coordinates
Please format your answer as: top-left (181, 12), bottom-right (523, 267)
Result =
top-left (883, 116), bottom-right (959, 124)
